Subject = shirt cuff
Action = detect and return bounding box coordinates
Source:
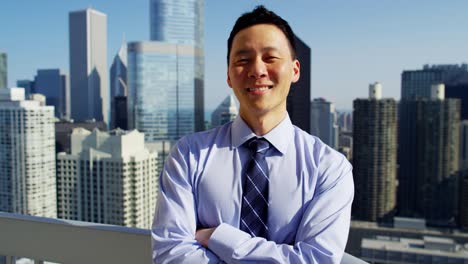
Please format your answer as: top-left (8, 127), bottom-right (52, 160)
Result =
top-left (208, 223), bottom-right (251, 259)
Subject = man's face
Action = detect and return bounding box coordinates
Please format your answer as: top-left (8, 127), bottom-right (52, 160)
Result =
top-left (227, 24), bottom-right (300, 119)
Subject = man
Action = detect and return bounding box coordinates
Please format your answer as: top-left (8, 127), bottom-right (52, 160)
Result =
top-left (152, 6), bottom-right (354, 263)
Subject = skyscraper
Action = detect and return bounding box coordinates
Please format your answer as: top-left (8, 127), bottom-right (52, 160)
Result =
top-left (34, 69), bottom-right (69, 119)
top-left (0, 52), bottom-right (6, 89)
top-left (398, 84), bottom-right (461, 226)
top-left (127, 0), bottom-right (204, 141)
top-left (128, 42), bottom-right (200, 141)
top-left (352, 83), bottom-right (397, 222)
top-left (401, 64), bottom-right (468, 100)
top-left (211, 94), bottom-right (238, 127)
top-left (310, 98), bottom-right (339, 149)
top-left (69, 8), bottom-right (108, 125)
top-left (445, 73), bottom-right (468, 120)
top-left (287, 35), bottom-right (311, 132)
top-left (16, 79), bottom-right (35, 96)
top-left (0, 88), bottom-right (56, 218)
top-left (150, 0), bottom-right (204, 47)
top-left (128, 0), bottom-right (204, 141)
top-left (460, 121), bottom-right (468, 229)
top-left (110, 40), bottom-right (127, 129)
top-left (56, 128), bottom-right (158, 229)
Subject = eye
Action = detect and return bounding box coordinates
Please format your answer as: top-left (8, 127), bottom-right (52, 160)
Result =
top-left (264, 56), bottom-right (279, 62)
top-left (234, 58), bottom-right (249, 65)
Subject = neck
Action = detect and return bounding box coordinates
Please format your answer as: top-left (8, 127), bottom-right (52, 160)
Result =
top-left (240, 110), bottom-right (287, 136)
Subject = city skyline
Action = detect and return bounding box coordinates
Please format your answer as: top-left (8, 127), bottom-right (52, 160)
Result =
top-left (2, 1), bottom-right (468, 110)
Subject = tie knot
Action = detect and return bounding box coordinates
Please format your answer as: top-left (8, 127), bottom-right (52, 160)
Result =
top-left (248, 138), bottom-right (270, 154)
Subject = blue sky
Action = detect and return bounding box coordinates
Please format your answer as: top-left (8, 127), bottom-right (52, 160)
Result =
top-left (1, 0), bottom-right (468, 110)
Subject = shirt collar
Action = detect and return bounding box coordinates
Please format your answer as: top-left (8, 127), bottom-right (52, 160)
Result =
top-left (231, 114), bottom-right (294, 155)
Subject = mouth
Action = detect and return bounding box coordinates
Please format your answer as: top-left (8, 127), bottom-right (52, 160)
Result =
top-left (246, 86), bottom-right (273, 92)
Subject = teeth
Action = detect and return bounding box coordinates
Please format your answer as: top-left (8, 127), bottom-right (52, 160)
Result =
top-left (248, 86), bottom-right (270, 92)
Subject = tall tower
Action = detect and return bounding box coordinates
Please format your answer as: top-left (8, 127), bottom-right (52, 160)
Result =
top-left (310, 98), bottom-right (339, 149)
top-left (110, 40), bottom-right (127, 129)
top-left (287, 35), bottom-right (311, 132)
top-left (352, 82), bottom-right (397, 222)
top-left (132, 0), bottom-right (204, 139)
top-left (128, 42), bottom-right (201, 141)
top-left (57, 128), bottom-right (158, 229)
top-left (398, 84), bottom-right (460, 226)
top-left (0, 88), bottom-right (56, 218)
top-left (401, 64), bottom-right (468, 100)
top-left (0, 52), bottom-right (7, 89)
top-left (69, 8), bottom-right (108, 125)
top-left (34, 69), bottom-right (69, 119)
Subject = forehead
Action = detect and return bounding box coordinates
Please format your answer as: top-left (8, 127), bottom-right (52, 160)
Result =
top-left (230, 24), bottom-right (293, 57)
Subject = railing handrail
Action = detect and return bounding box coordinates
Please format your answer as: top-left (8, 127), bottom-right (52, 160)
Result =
top-left (0, 212), bottom-right (152, 264)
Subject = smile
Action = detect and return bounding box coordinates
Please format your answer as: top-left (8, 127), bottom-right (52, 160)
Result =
top-left (246, 86), bottom-right (272, 92)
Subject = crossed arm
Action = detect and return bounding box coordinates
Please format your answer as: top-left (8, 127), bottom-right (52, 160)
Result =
top-left (151, 141), bottom-right (354, 263)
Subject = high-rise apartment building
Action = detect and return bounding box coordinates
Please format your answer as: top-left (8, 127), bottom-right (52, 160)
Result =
top-left (352, 83), bottom-right (397, 222)
top-left (398, 84), bottom-right (461, 226)
top-left (34, 69), bottom-right (69, 119)
top-left (401, 64), bottom-right (468, 100)
top-left (110, 41), bottom-right (127, 129)
top-left (310, 98), bottom-right (339, 149)
top-left (0, 88), bottom-right (56, 218)
top-left (56, 128), bottom-right (158, 229)
top-left (69, 8), bottom-right (108, 124)
top-left (211, 94), bottom-right (238, 127)
top-left (129, 0), bottom-right (204, 141)
top-left (287, 35), bottom-right (311, 132)
top-left (0, 52), bottom-right (6, 89)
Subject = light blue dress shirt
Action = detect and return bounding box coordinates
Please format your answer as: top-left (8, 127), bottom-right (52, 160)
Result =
top-left (152, 115), bottom-right (354, 263)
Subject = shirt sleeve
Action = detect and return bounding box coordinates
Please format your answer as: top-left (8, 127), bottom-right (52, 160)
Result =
top-left (207, 150), bottom-right (354, 264)
top-left (151, 138), bottom-right (223, 264)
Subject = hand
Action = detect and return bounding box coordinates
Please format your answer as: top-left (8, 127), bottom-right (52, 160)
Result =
top-left (195, 227), bottom-right (216, 247)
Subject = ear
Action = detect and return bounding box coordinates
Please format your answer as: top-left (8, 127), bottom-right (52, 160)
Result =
top-left (227, 70), bottom-right (233, 88)
top-left (291, 59), bottom-right (300, 83)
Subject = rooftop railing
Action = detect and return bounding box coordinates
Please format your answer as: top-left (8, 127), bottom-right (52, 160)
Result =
top-left (0, 212), bottom-right (366, 264)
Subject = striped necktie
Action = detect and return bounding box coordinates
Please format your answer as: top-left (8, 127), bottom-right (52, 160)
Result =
top-left (240, 137), bottom-right (270, 238)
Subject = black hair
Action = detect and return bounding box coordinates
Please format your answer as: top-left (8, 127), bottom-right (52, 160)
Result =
top-left (227, 5), bottom-right (297, 64)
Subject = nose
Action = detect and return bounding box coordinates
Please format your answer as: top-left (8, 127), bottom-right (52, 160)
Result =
top-left (248, 57), bottom-right (267, 79)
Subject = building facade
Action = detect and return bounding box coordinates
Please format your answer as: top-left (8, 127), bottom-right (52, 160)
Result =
top-left (0, 52), bottom-right (6, 89)
top-left (352, 83), bottom-right (397, 222)
top-left (287, 35), bottom-right (311, 132)
top-left (0, 88), bottom-right (56, 218)
top-left (127, 41), bottom-right (203, 141)
top-left (398, 85), bottom-right (461, 226)
top-left (145, 0), bottom-right (204, 135)
top-left (211, 94), bottom-right (238, 127)
top-left (34, 69), bottom-right (69, 119)
top-left (56, 128), bottom-right (158, 229)
top-left (310, 98), bottom-right (339, 149)
top-left (401, 64), bottom-right (468, 100)
top-left (69, 8), bottom-right (108, 124)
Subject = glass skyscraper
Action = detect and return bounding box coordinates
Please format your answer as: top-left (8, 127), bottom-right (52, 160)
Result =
top-left (150, 0), bottom-right (204, 47)
top-left (127, 0), bottom-right (204, 141)
top-left (128, 42), bottom-right (201, 141)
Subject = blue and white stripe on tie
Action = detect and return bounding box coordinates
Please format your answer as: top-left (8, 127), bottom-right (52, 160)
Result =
top-left (240, 137), bottom-right (270, 238)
